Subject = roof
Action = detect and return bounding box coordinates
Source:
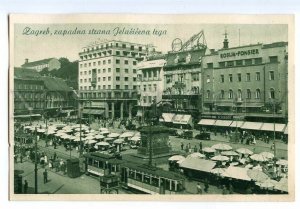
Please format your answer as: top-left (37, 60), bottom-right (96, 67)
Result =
top-left (165, 49), bottom-right (205, 67)
top-left (262, 42), bottom-right (288, 49)
top-left (84, 152), bottom-right (124, 164)
top-left (139, 126), bottom-right (170, 134)
top-left (221, 166), bottom-right (251, 181)
top-left (39, 76), bottom-right (72, 92)
top-left (179, 158), bottom-right (216, 173)
top-left (21, 58), bottom-right (56, 67)
top-left (14, 67), bottom-right (41, 79)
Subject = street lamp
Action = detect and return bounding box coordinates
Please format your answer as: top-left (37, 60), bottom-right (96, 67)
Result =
top-left (270, 99), bottom-right (276, 158)
top-left (34, 127), bottom-right (38, 194)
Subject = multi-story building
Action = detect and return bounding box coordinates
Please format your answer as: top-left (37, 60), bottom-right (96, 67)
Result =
top-left (78, 40), bottom-right (148, 119)
top-left (136, 54), bottom-right (166, 121)
top-left (162, 49), bottom-right (205, 122)
top-left (21, 58), bottom-right (61, 72)
top-left (14, 68), bottom-right (77, 117)
top-left (202, 37), bottom-right (288, 124)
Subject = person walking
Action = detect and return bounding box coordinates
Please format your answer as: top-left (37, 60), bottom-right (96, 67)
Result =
top-left (23, 180), bottom-right (28, 194)
top-left (181, 142), bottom-right (184, 151)
top-left (204, 178), bottom-right (209, 193)
top-left (196, 183), bottom-right (203, 194)
top-left (194, 145), bottom-right (198, 153)
top-left (199, 142), bottom-right (203, 152)
top-left (43, 169), bottom-right (48, 184)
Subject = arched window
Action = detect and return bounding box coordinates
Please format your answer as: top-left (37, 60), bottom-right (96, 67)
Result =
top-left (237, 89), bottom-right (242, 100)
top-left (220, 90), bottom-right (225, 99)
top-left (270, 88), bottom-right (275, 99)
top-left (255, 89), bottom-right (261, 99)
top-left (247, 89), bottom-right (251, 99)
top-left (229, 89), bottom-right (233, 99)
top-left (206, 90), bottom-right (210, 99)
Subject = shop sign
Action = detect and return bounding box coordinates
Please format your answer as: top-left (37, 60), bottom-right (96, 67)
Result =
top-left (220, 49), bottom-right (259, 59)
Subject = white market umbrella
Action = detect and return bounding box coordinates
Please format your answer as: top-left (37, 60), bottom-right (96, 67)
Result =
top-left (104, 137), bottom-right (114, 142)
top-left (85, 139), bottom-right (97, 144)
top-left (99, 127), bottom-right (109, 132)
top-left (260, 152), bottom-right (275, 159)
top-left (97, 141), bottom-right (110, 146)
top-left (236, 148), bottom-right (253, 155)
top-left (134, 132), bottom-right (141, 137)
top-left (250, 154), bottom-right (269, 162)
top-left (120, 132), bottom-right (135, 138)
top-left (202, 147), bottom-right (216, 153)
top-left (37, 128), bottom-right (46, 133)
top-left (276, 159), bottom-right (288, 166)
top-left (188, 152), bottom-right (205, 159)
top-left (85, 135), bottom-right (95, 140)
top-left (211, 143), bottom-right (232, 151)
top-left (108, 133), bottom-right (120, 138)
top-left (60, 134), bottom-right (72, 140)
top-left (274, 178), bottom-right (288, 192)
top-left (210, 167), bottom-right (226, 175)
top-left (247, 169), bottom-right (269, 182)
top-left (255, 178), bottom-right (278, 190)
top-left (95, 135), bottom-right (105, 140)
top-left (74, 136), bottom-right (86, 142)
top-left (100, 130), bottom-right (110, 135)
top-left (168, 155), bottom-right (185, 162)
top-left (85, 132), bottom-right (95, 137)
top-left (114, 138), bottom-right (124, 144)
top-left (211, 155), bottom-right (229, 162)
top-left (129, 136), bottom-right (141, 141)
top-left (221, 151), bottom-right (239, 156)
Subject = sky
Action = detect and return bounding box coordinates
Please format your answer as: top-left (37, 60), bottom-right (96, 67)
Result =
top-left (13, 23), bottom-right (288, 67)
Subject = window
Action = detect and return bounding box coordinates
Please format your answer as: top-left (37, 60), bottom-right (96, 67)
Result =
top-left (220, 90), bottom-right (225, 99)
top-left (124, 60), bottom-right (129, 64)
top-left (89, 78), bottom-right (91, 82)
top-left (125, 69), bottom-right (129, 73)
top-left (143, 85), bottom-right (147, 91)
top-left (103, 69), bottom-right (106, 73)
top-left (247, 89), bottom-right (251, 99)
top-left (153, 84), bottom-right (157, 91)
top-left (116, 59), bottom-right (120, 64)
top-left (133, 69), bottom-right (137, 73)
top-left (125, 85), bottom-right (129, 89)
top-left (270, 56), bottom-right (278, 63)
top-left (84, 63), bottom-right (87, 67)
top-left (84, 86), bottom-right (87, 90)
top-left (206, 75), bottom-right (210, 83)
top-left (148, 96), bottom-right (152, 103)
top-left (93, 62), bottom-right (96, 66)
top-left (89, 86), bottom-right (91, 90)
top-left (108, 68), bottom-right (111, 73)
top-left (246, 73), bottom-right (251, 82)
top-left (103, 85), bottom-right (106, 89)
top-left (220, 75), bottom-right (224, 83)
top-left (108, 59), bottom-right (111, 64)
top-left (84, 79), bottom-right (87, 83)
top-left (133, 77), bottom-right (137, 81)
top-left (108, 77), bottom-right (111, 81)
top-left (256, 89), bottom-right (261, 99)
top-left (103, 60), bottom-right (106, 65)
top-left (138, 46), bottom-right (142, 51)
top-left (192, 73), bottom-right (199, 81)
top-left (103, 77), bottom-right (106, 81)
top-left (122, 44), bottom-right (126, 48)
top-left (229, 74), bottom-right (233, 82)
top-left (125, 77), bottom-right (129, 81)
top-left (133, 85), bottom-right (137, 90)
top-left (143, 96), bottom-right (147, 103)
top-left (116, 51), bottom-right (120, 55)
top-left (80, 64), bottom-right (83, 68)
top-left (80, 72), bottom-right (83, 75)
top-left (245, 59), bottom-right (252, 65)
top-left (270, 88), bottom-right (275, 99)
top-left (89, 63), bottom-right (91, 67)
top-left (254, 58), bottom-right (262, 64)
top-left (98, 77), bottom-right (101, 82)
top-left (115, 43), bottom-right (119, 47)
top-left (229, 89), bottom-right (233, 99)
top-left (237, 73), bottom-right (242, 82)
top-left (98, 61), bottom-right (101, 65)
top-left (80, 79), bottom-right (83, 83)
top-left (116, 76), bottom-right (120, 81)
top-left (227, 61), bottom-right (234, 67)
top-left (269, 71), bottom-right (274, 80)
top-left (236, 60), bottom-right (243, 66)
top-left (89, 70), bottom-right (91, 75)
top-left (237, 89), bottom-right (242, 100)
top-left (108, 85), bottom-right (111, 89)
top-left (116, 68), bottom-right (120, 73)
top-left (98, 69), bottom-right (101, 73)
top-left (153, 70), bottom-right (158, 78)
top-left (84, 71), bottom-right (87, 75)
top-left (131, 45), bottom-right (134, 50)
top-left (207, 63), bottom-right (213, 68)
top-left (206, 90), bottom-right (210, 99)
top-left (98, 85), bottom-right (101, 90)
top-left (166, 75), bottom-right (172, 83)
top-left (116, 85), bottom-right (120, 89)
top-left (219, 62), bottom-right (225, 68)
top-left (256, 72), bottom-right (260, 81)
top-left (148, 84), bottom-right (152, 91)
top-left (133, 61), bottom-right (137, 65)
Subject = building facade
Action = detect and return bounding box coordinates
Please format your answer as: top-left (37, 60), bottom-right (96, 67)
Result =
top-left (21, 58), bottom-right (61, 72)
top-left (162, 49), bottom-right (205, 120)
top-left (202, 41), bottom-right (288, 123)
top-left (136, 55), bottom-right (166, 121)
top-left (78, 40), bottom-right (148, 119)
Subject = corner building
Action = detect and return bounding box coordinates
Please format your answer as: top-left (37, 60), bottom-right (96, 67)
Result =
top-left (202, 41), bottom-right (288, 123)
top-left (78, 40), bottom-right (147, 119)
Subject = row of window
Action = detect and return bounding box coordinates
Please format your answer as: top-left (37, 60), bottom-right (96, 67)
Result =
top-left (15, 84), bottom-right (44, 90)
top-left (83, 43), bottom-right (144, 52)
top-left (80, 85), bottom-right (137, 90)
top-left (142, 84), bottom-right (157, 92)
top-left (80, 68), bottom-right (137, 75)
top-left (165, 73), bottom-right (200, 84)
top-left (80, 76), bottom-right (137, 83)
top-left (80, 92), bottom-right (136, 99)
top-left (142, 96), bottom-right (157, 104)
top-left (79, 59), bottom-right (137, 68)
top-left (206, 88), bottom-right (275, 100)
top-left (206, 71), bottom-right (275, 83)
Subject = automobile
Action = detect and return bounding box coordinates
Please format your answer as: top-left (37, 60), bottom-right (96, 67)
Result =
top-left (181, 130), bottom-right (193, 140)
top-left (195, 132), bottom-right (211, 140)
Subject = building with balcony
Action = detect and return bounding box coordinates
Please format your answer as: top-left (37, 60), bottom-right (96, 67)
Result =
top-left (78, 40), bottom-right (148, 119)
top-left (136, 54), bottom-right (166, 121)
top-left (201, 38), bottom-right (288, 123)
top-left (162, 48), bottom-right (205, 121)
top-left (21, 58), bottom-right (61, 72)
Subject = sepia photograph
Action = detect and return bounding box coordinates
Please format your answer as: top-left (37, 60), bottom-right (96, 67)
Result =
top-left (8, 14), bottom-right (294, 201)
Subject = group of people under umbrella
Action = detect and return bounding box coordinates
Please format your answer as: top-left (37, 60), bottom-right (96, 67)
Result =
top-left (22, 122), bottom-right (141, 154)
top-left (168, 143), bottom-right (288, 194)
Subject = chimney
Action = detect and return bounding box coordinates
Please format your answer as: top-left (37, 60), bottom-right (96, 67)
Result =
top-left (223, 30), bottom-right (229, 49)
top-left (25, 58), bottom-right (29, 64)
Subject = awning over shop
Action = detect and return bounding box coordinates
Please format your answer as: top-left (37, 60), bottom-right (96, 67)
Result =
top-left (82, 109), bottom-right (104, 115)
top-left (221, 166), bottom-right (251, 181)
top-left (14, 114), bottom-right (42, 118)
top-left (198, 119), bottom-right (216, 126)
top-left (179, 158), bottom-right (216, 173)
top-left (284, 124), bottom-right (288, 135)
top-left (173, 114), bottom-right (192, 125)
top-left (214, 120), bottom-right (233, 127)
top-left (240, 122), bottom-right (263, 130)
top-left (260, 123), bottom-right (286, 132)
top-left (159, 113), bottom-right (175, 123)
top-left (229, 121), bottom-right (245, 128)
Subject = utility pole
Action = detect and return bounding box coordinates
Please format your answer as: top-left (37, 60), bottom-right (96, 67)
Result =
top-left (273, 100), bottom-right (276, 158)
top-left (34, 127), bottom-right (38, 194)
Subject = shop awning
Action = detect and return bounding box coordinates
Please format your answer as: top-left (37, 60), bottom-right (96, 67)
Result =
top-left (214, 120), bottom-right (233, 127)
top-left (221, 166), bottom-right (251, 181)
top-left (240, 122), bottom-right (263, 130)
top-left (173, 114), bottom-right (192, 125)
top-left (179, 158), bottom-right (216, 173)
top-left (260, 123), bottom-right (286, 132)
top-left (284, 124), bottom-right (288, 135)
top-left (14, 114), bottom-right (42, 118)
top-left (82, 109), bottom-right (104, 115)
top-left (159, 113), bottom-right (175, 123)
top-left (229, 121), bottom-right (245, 128)
top-left (198, 119), bottom-right (216, 126)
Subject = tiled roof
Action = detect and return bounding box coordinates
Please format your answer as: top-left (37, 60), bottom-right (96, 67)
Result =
top-left (165, 49), bottom-right (206, 67)
top-left (14, 67), bottom-right (41, 79)
top-left (21, 58), bottom-right (55, 67)
top-left (262, 42), bottom-right (288, 49)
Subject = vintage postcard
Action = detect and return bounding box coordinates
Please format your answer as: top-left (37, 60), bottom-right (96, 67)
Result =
top-left (9, 14), bottom-right (294, 201)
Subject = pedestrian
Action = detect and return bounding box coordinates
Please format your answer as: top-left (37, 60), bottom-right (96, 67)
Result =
top-left (222, 185), bottom-right (228, 195)
top-left (23, 180), bottom-right (28, 194)
top-left (181, 142), bottom-right (184, 151)
top-left (43, 169), bottom-right (48, 184)
top-left (199, 142), bottom-right (203, 152)
top-left (185, 145), bottom-right (189, 153)
top-left (196, 183), bottom-right (203, 194)
top-left (53, 152), bottom-right (57, 161)
top-left (194, 145), bottom-right (197, 153)
top-left (204, 179), bottom-right (209, 193)
top-left (228, 183), bottom-right (234, 194)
